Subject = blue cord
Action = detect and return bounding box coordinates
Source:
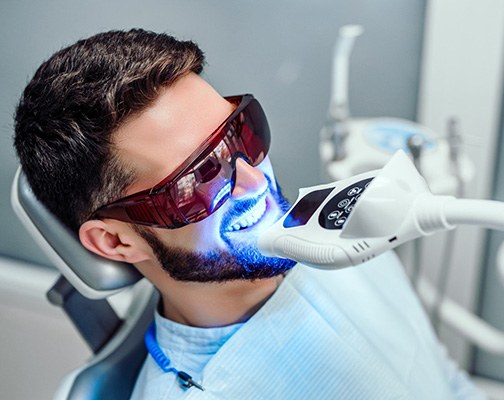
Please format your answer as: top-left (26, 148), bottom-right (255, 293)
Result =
top-left (144, 321), bottom-right (178, 374)
top-left (144, 321), bottom-right (205, 391)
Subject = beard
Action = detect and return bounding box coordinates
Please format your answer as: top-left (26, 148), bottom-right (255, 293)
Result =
top-left (135, 180), bottom-right (296, 283)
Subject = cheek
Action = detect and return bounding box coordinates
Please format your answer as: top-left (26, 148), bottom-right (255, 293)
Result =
top-left (157, 214), bottom-right (227, 252)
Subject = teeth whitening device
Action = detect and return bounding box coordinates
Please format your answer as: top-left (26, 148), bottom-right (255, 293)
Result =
top-left (258, 150), bottom-right (503, 269)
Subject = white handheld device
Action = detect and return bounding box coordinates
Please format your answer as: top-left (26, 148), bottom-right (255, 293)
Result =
top-left (258, 150), bottom-right (504, 269)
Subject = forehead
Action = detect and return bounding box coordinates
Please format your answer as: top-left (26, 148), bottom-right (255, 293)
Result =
top-left (113, 73), bottom-right (234, 194)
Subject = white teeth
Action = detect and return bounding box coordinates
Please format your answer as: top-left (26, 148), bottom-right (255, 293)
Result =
top-left (228, 199), bottom-right (267, 232)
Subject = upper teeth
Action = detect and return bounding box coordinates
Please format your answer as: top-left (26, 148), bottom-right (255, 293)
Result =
top-left (228, 199), bottom-right (267, 232)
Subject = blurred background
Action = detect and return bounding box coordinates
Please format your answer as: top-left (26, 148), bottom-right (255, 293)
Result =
top-left (1, 0), bottom-right (503, 398)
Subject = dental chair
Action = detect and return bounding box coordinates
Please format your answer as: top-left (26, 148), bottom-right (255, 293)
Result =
top-left (11, 168), bottom-right (158, 400)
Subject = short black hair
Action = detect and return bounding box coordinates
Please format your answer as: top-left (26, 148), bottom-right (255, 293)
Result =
top-left (14, 29), bottom-right (205, 231)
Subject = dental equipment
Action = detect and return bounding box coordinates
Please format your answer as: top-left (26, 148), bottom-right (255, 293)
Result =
top-left (320, 24), bottom-right (363, 162)
top-left (258, 150), bottom-right (502, 270)
top-left (319, 25), bottom-right (474, 195)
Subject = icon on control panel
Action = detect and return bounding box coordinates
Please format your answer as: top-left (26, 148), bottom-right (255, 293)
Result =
top-left (347, 187), bottom-right (362, 196)
top-left (319, 177), bottom-right (374, 230)
top-left (328, 210), bottom-right (343, 220)
top-left (338, 199), bottom-right (350, 208)
top-left (334, 216), bottom-right (347, 227)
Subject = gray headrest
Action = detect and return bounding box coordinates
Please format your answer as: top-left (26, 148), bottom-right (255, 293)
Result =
top-left (11, 168), bottom-right (142, 299)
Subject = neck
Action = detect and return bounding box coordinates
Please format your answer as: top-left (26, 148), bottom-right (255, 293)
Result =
top-left (158, 275), bottom-right (284, 327)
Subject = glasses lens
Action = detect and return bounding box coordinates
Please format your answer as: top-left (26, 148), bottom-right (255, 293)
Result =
top-left (168, 156), bottom-right (234, 223)
top-left (166, 97), bottom-right (270, 224)
top-left (236, 99), bottom-right (270, 166)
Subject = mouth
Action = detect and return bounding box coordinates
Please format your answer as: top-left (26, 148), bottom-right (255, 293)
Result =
top-left (225, 196), bottom-right (268, 232)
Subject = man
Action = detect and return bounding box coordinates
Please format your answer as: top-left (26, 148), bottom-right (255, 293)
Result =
top-left (14, 29), bottom-right (485, 399)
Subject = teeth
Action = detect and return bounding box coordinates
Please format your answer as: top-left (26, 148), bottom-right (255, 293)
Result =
top-left (228, 199), bottom-right (267, 232)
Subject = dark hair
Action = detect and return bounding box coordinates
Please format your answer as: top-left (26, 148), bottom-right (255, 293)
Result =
top-left (14, 29), bottom-right (205, 232)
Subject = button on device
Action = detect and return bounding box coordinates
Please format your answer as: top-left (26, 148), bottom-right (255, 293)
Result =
top-left (328, 210), bottom-right (343, 220)
top-left (319, 177), bottom-right (374, 230)
top-left (334, 216), bottom-right (347, 227)
top-left (347, 187), bottom-right (362, 196)
top-left (338, 199), bottom-right (350, 208)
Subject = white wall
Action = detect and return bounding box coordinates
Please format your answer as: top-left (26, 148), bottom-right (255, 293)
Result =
top-left (417, 0), bottom-right (504, 368)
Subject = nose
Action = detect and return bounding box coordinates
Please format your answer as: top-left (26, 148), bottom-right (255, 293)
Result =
top-left (231, 157), bottom-right (268, 200)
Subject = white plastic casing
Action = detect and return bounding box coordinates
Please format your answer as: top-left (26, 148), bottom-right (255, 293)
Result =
top-left (258, 150), bottom-right (455, 269)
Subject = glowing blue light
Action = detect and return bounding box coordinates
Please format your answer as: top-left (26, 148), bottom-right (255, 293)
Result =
top-left (211, 181), bottom-right (232, 211)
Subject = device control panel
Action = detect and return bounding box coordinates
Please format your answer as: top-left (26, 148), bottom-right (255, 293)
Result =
top-left (282, 178), bottom-right (374, 230)
top-left (318, 178), bottom-right (373, 229)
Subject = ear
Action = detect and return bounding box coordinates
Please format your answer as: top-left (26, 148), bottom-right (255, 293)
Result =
top-left (79, 220), bottom-right (151, 264)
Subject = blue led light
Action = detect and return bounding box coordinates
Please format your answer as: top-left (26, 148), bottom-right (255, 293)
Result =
top-left (211, 181), bottom-right (232, 211)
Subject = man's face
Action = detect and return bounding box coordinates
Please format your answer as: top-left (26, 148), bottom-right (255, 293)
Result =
top-left (114, 73), bottom-right (295, 282)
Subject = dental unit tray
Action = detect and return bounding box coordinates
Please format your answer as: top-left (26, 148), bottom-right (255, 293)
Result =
top-left (258, 150), bottom-right (504, 269)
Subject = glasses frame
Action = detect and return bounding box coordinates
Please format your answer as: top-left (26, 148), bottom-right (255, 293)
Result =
top-left (90, 94), bottom-right (270, 229)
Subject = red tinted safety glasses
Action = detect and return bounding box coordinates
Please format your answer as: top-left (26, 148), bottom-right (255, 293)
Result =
top-left (90, 94), bottom-right (271, 229)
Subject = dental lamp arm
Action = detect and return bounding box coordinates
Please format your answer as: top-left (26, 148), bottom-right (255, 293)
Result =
top-left (409, 196), bottom-right (504, 237)
top-left (443, 199), bottom-right (504, 231)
